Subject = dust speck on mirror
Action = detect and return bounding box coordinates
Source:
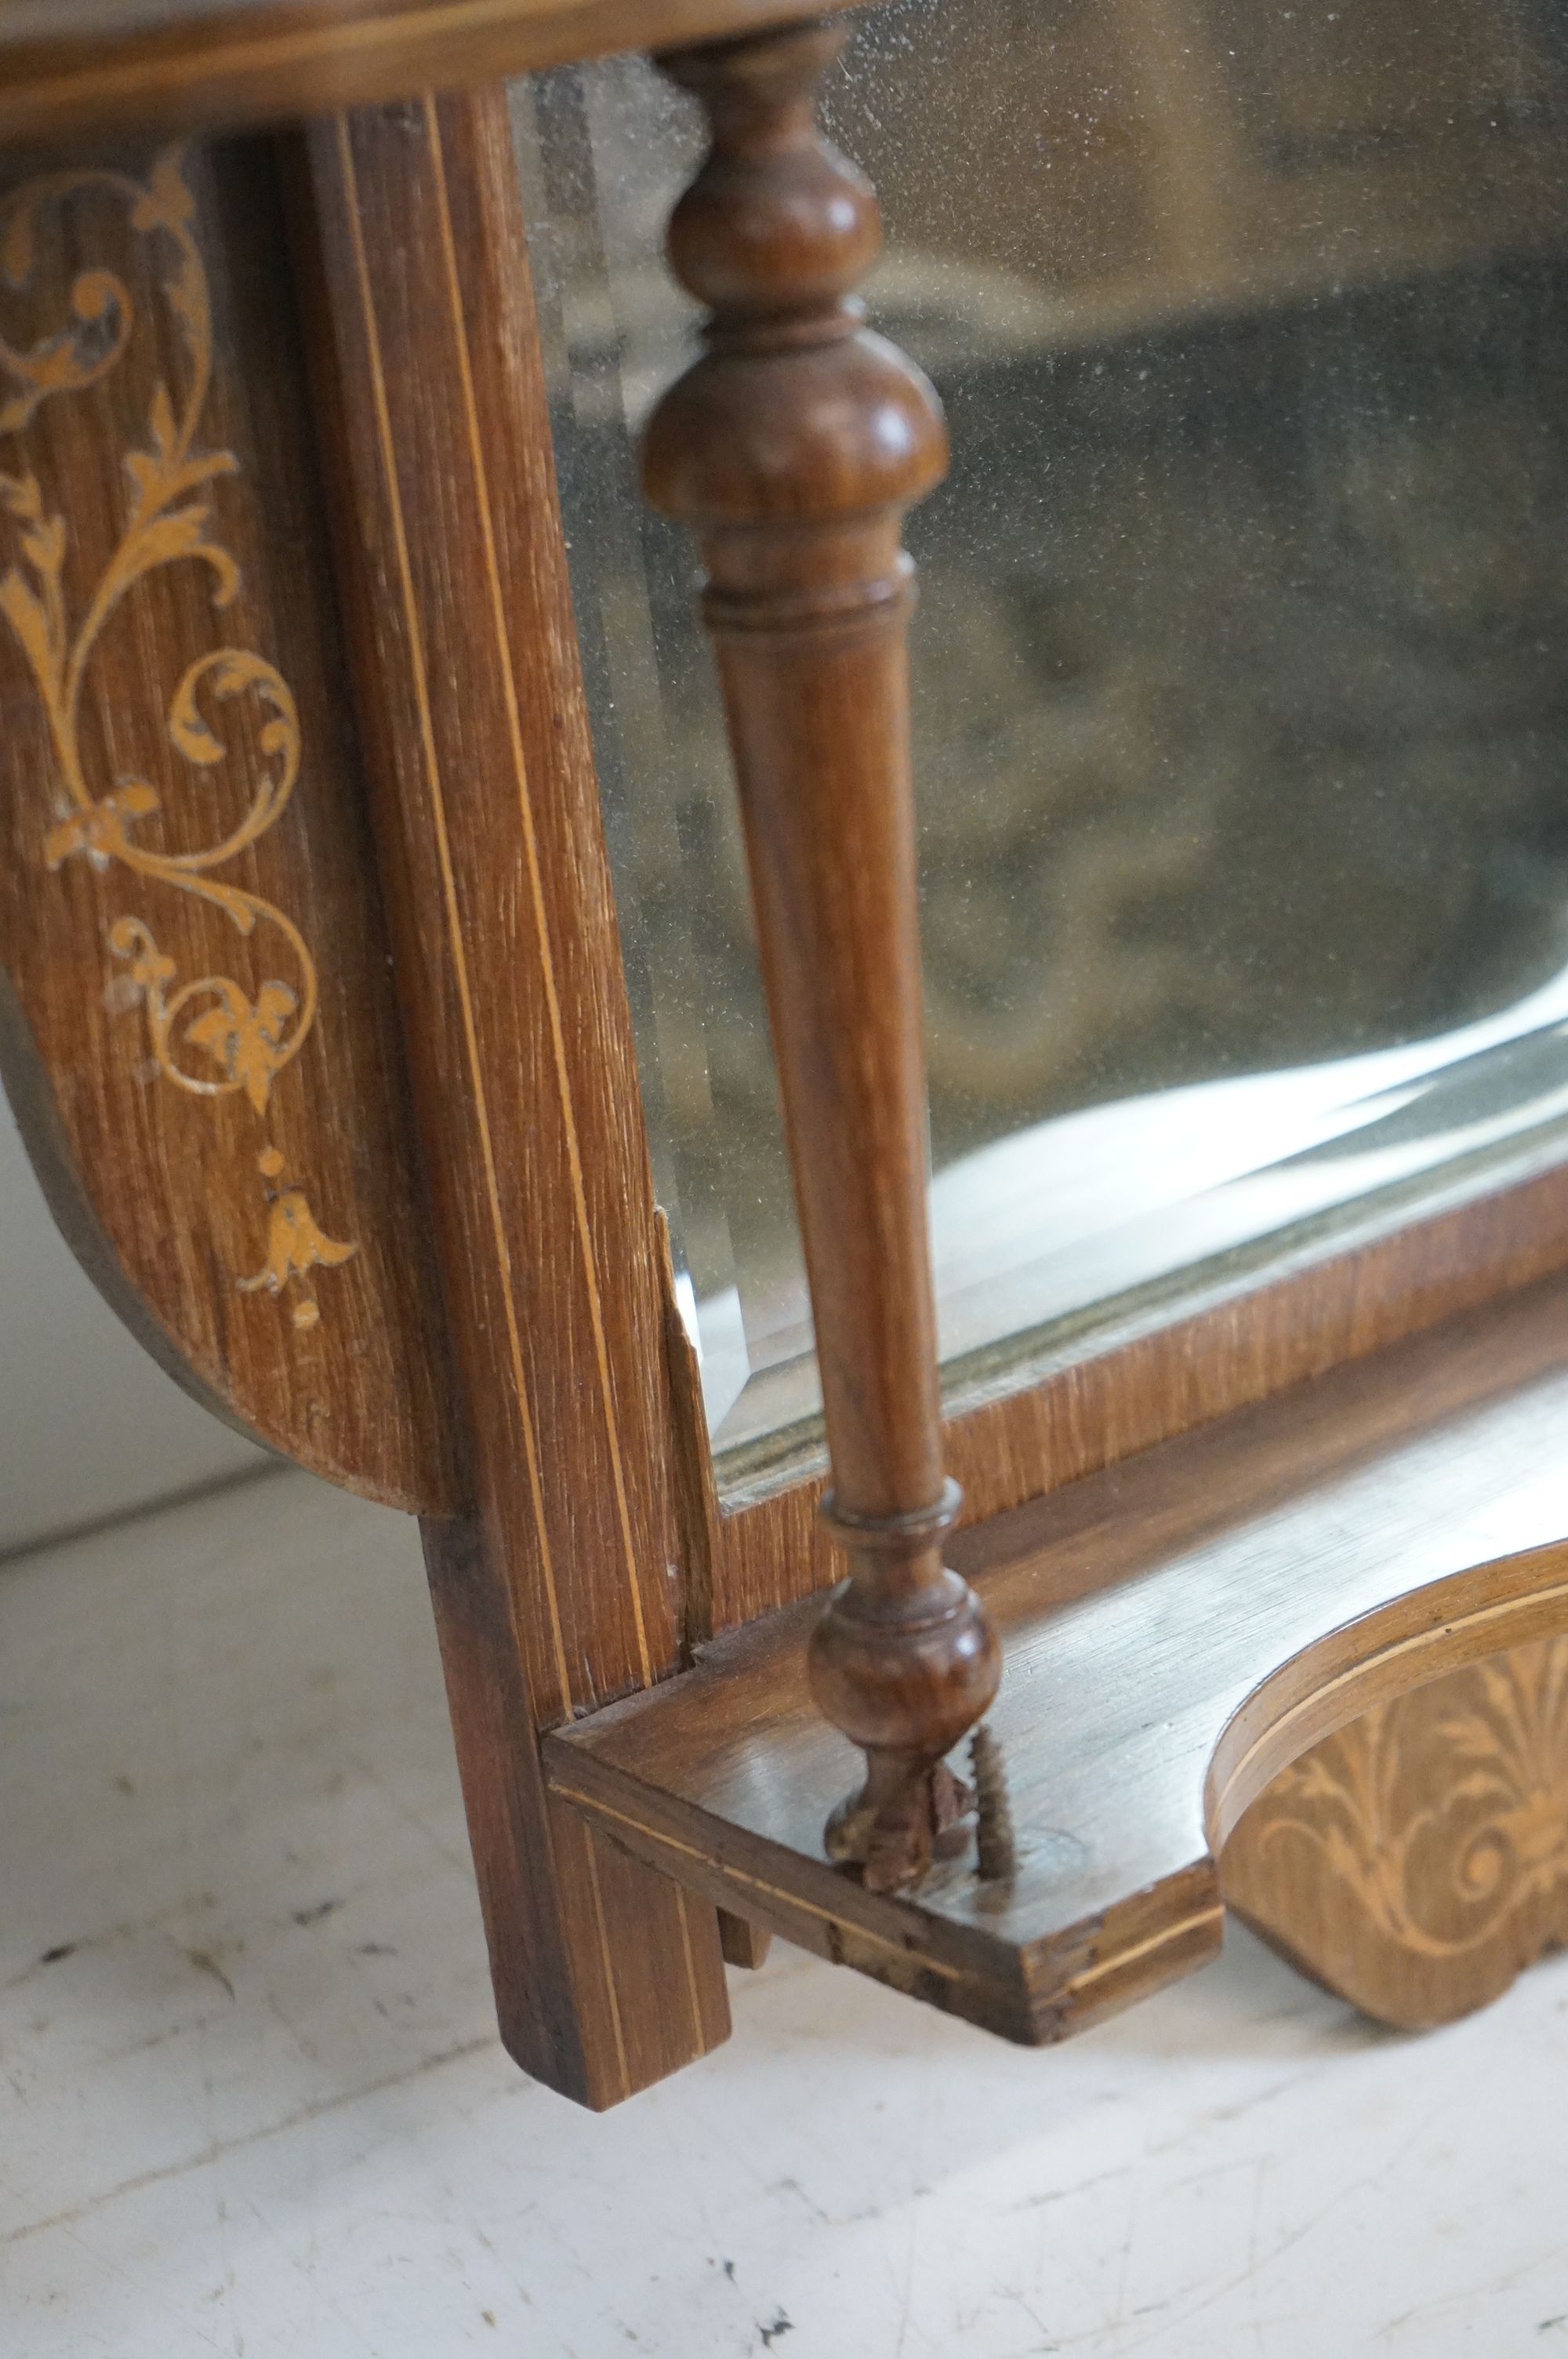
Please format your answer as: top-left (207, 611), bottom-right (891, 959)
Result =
top-left (510, 0), bottom-right (1568, 1492)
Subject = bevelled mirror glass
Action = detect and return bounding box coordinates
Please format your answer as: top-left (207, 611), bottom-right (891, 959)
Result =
top-left (510, 0), bottom-right (1568, 1492)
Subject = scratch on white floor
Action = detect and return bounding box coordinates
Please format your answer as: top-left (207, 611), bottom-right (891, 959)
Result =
top-left (5, 1470), bottom-right (1568, 2358)
top-left (1, 2035), bottom-right (497, 2252)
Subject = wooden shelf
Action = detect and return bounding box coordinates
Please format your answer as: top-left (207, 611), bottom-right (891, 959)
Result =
top-left (547, 1271), bottom-right (1568, 2042)
top-left (0, 0), bottom-right (872, 147)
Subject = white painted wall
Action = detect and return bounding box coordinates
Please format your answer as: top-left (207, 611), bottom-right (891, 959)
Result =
top-left (0, 1087), bottom-right (270, 1557)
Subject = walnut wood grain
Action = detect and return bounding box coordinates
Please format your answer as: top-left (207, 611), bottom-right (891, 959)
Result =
top-left (1221, 1631), bottom-right (1568, 2031)
top-left (0, 134), bottom-right (456, 1513)
top-left (422, 1516), bottom-right (730, 2105)
top-left (548, 1271), bottom-right (1568, 2043)
top-left (643, 20), bottom-right (1000, 1891)
top-left (708, 1132), bottom-right (1568, 1630)
top-left (296, 87), bottom-right (728, 2104)
top-left (0, 0), bottom-right (873, 151)
top-left (717, 1909), bottom-right (773, 1968)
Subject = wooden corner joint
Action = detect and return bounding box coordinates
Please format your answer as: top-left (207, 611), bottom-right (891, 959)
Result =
top-left (642, 17), bottom-right (1003, 1890)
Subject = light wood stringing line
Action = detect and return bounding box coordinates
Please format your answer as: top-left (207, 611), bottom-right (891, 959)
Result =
top-left (331, 111), bottom-right (574, 1718)
top-left (672, 1885), bottom-right (707, 2054)
top-left (577, 1819), bottom-right (632, 2103)
top-left (1212, 1567), bottom-right (1568, 1841)
top-left (1058, 1907), bottom-right (1225, 1997)
top-left (547, 1779), bottom-right (987, 1986)
top-left (423, 92), bottom-right (652, 1687)
top-left (557, 1772), bottom-right (1226, 2001)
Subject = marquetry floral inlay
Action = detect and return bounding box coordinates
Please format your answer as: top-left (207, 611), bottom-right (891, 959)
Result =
top-left (0, 146), bottom-right (355, 1330)
top-left (1256, 1637), bottom-right (1568, 1959)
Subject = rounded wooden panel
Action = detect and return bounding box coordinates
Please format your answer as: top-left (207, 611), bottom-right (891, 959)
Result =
top-left (0, 135), bottom-right (457, 1512)
top-left (1221, 1633), bottom-right (1568, 2029)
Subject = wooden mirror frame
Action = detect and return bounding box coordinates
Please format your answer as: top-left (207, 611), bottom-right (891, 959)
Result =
top-left (2, 0), bottom-right (1567, 2110)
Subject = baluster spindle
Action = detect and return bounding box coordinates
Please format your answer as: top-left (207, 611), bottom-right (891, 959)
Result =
top-left (642, 16), bottom-right (1002, 1891)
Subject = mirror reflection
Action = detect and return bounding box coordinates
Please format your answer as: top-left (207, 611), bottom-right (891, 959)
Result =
top-left (511, 0), bottom-right (1568, 1485)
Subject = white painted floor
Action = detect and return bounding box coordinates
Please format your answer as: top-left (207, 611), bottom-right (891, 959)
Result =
top-left (2, 1470), bottom-right (1566, 2357)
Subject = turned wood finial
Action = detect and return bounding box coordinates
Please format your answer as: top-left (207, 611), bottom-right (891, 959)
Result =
top-left (644, 18), bottom-right (949, 623)
top-left (644, 19), bottom-right (1002, 1892)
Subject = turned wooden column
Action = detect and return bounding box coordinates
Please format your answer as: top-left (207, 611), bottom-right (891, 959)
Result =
top-left (642, 17), bottom-right (1001, 1891)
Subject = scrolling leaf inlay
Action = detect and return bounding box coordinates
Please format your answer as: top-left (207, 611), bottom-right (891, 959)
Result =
top-left (1254, 1637), bottom-right (1568, 1961)
top-left (0, 145), bottom-right (355, 1330)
